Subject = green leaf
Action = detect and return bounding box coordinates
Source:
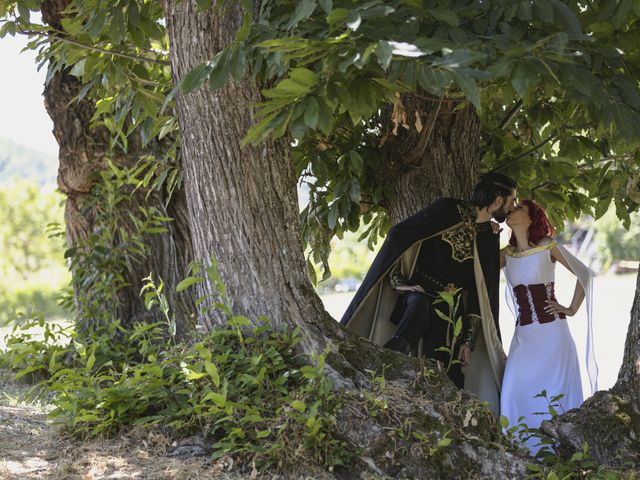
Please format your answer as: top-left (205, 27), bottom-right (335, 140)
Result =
top-left (434, 309), bottom-right (452, 323)
top-left (205, 361), bottom-right (221, 388)
top-left (318, 0), bottom-right (333, 15)
top-left (242, 111), bottom-right (280, 145)
top-left (550, 0), bottom-right (582, 36)
top-left (376, 41), bottom-right (393, 70)
top-left (229, 47), bottom-right (246, 81)
top-left (304, 97), bottom-right (320, 129)
top-left (181, 63), bottom-right (212, 93)
top-left (288, 0), bottom-right (317, 28)
top-left (346, 10), bottom-right (361, 31)
top-left (290, 67), bottom-right (319, 88)
top-left (428, 7), bottom-right (459, 26)
top-left (326, 8), bottom-right (349, 26)
top-left (532, 0), bottom-right (554, 22)
top-left (87, 10), bottom-right (107, 38)
top-left (453, 317), bottom-right (462, 337)
top-left (499, 415), bottom-right (509, 429)
top-left (349, 150), bottom-right (364, 175)
top-left (110, 7), bottom-right (126, 44)
top-left (209, 51), bottom-right (232, 91)
top-left (328, 202), bottom-right (339, 230)
top-left (437, 437), bottom-right (452, 447)
top-left (316, 99), bottom-right (333, 135)
top-left (86, 353), bottom-right (96, 371)
top-left (290, 400), bottom-right (306, 412)
top-left (176, 276), bottom-right (205, 292)
top-left (451, 71), bottom-right (481, 109)
top-left (510, 63), bottom-right (532, 98)
top-left (203, 391), bottom-right (227, 407)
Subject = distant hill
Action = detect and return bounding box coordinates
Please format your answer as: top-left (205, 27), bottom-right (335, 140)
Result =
top-left (0, 137), bottom-right (58, 186)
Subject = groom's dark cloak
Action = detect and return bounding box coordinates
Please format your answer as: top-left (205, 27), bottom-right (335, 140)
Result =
top-left (340, 198), bottom-right (501, 345)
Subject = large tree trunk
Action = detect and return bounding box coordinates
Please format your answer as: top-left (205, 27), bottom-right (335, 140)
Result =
top-left (543, 267), bottom-right (640, 466)
top-left (162, 0), bottom-right (338, 350)
top-left (379, 97), bottom-right (481, 224)
top-left (41, 0), bottom-right (195, 335)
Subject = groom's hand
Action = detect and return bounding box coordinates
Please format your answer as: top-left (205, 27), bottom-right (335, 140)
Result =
top-left (394, 285), bottom-right (426, 294)
top-left (459, 344), bottom-right (471, 367)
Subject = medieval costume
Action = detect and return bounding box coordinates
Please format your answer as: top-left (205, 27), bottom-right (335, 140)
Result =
top-left (500, 240), bottom-right (598, 453)
top-left (340, 198), bottom-right (506, 412)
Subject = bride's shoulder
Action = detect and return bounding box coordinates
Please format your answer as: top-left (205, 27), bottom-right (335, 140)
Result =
top-left (537, 236), bottom-right (556, 247)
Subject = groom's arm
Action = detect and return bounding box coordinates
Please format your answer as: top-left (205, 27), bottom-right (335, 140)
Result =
top-left (461, 284), bottom-right (482, 350)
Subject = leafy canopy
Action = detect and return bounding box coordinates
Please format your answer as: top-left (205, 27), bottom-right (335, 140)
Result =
top-left (1, 0), bottom-right (639, 278)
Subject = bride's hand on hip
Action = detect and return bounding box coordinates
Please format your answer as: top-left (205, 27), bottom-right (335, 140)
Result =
top-left (544, 300), bottom-right (574, 316)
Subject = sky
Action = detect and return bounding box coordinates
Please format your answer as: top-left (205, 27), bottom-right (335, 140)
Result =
top-left (0, 31), bottom-right (58, 156)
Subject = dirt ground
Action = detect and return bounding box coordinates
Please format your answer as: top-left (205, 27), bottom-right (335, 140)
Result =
top-left (0, 372), bottom-right (334, 480)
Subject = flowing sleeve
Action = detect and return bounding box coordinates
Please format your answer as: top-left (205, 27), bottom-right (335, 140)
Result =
top-left (555, 243), bottom-right (599, 395)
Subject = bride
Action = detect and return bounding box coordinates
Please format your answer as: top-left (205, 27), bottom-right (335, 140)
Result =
top-left (500, 199), bottom-right (598, 453)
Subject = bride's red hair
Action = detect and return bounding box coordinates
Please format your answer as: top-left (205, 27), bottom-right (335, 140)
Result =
top-left (509, 199), bottom-right (554, 247)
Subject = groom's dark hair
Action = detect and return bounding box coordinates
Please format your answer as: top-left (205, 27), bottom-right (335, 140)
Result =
top-left (471, 172), bottom-right (517, 208)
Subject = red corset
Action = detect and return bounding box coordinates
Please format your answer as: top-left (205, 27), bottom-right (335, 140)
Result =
top-left (512, 282), bottom-right (566, 326)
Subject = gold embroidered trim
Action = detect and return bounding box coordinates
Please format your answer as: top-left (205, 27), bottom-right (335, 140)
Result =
top-left (441, 204), bottom-right (475, 263)
top-left (348, 218), bottom-right (465, 326)
top-left (505, 240), bottom-right (557, 258)
top-left (463, 314), bottom-right (482, 350)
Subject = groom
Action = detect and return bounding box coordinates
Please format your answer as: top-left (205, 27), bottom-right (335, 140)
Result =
top-left (341, 173), bottom-right (517, 392)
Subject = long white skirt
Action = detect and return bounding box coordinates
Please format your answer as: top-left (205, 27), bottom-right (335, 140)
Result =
top-left (500, 319), bottom-right (583, 453)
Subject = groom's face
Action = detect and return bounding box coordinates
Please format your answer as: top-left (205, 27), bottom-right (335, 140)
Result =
top-left (490, 190), bottom-right (517, 223)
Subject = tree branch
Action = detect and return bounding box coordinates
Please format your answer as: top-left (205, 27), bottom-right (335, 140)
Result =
top-left (16, 28), bottom-right (170, 66)
top-left (494, 130), bottom-right (559, 172)
top-left (498, 100), bottom-right (523, 130)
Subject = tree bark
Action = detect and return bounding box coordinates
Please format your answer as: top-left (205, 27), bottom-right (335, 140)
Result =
top-left (163, 0), bottom-right (338, 351)
top-left (616, 267), bottom-right (640, 397)
top-left (41, 0), bottom-right (195, 335)
top-left (379, 97), bottom-right (481, 224)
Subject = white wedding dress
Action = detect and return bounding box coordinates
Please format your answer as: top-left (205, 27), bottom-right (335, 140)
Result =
top-left (500, 240), bottom-right (595, 453)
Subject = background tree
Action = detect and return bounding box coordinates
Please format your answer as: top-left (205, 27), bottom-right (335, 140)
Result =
top-left (0, 180), bottom-right (68, 322)
top-left (0, 0), bottom-right (196, 335)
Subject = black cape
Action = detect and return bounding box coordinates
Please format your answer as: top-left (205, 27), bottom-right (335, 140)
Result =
top-left (341, 198), bottom-right (500, 335)
top-left (340, 198), bottom-right (506, 413)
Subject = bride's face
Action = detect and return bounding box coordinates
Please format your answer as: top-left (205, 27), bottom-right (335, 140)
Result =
top-left (506, 203), bottom-right (531, 229)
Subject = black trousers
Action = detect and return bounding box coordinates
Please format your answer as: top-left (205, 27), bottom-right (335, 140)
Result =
top-left (385, 292), bottom-right (464, 388)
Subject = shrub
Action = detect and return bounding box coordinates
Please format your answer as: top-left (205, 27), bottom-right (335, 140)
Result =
top-left (1, 314), bottom-right (353, 470)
